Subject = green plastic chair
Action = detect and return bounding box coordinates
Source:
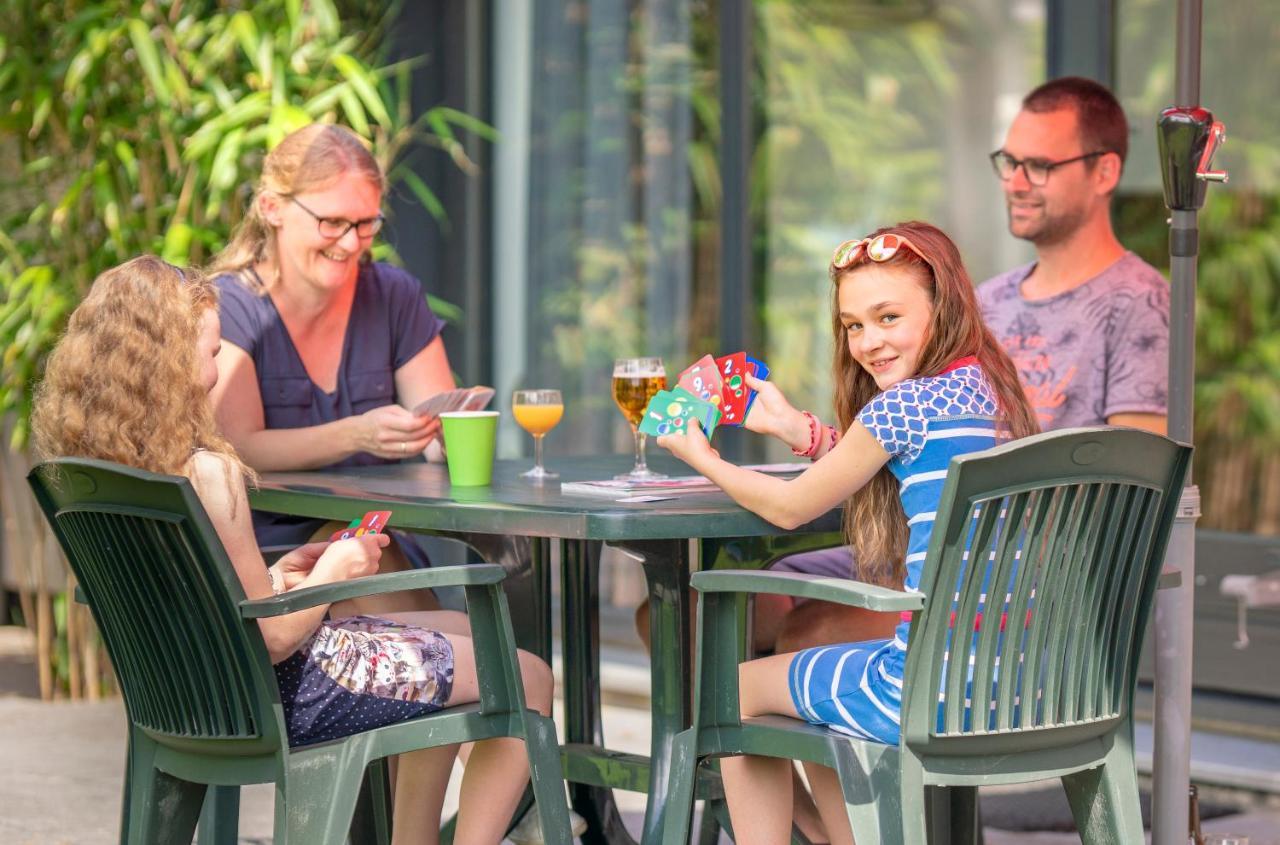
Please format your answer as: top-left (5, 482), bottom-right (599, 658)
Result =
top-left (662, 427), bottom-right (1193, 844)
top-left (28, 457), bottom-right (572, 845)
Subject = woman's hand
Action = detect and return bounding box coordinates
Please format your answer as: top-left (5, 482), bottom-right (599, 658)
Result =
top-left (656, 420), bottom-right (719, 469)
top-left (272, 541), bottom-right (330, 590)
top-left (743, 374), bottom-right (811, 452)
top-left (308, 533), bottom-right (389, 585)
top-left (352, 404), bottom-right (435, 460)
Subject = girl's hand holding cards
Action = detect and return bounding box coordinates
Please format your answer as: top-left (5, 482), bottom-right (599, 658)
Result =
top-left (741, 373), bottom-right (809, 449)
top-left (656, 418), bottom-right (719, 466)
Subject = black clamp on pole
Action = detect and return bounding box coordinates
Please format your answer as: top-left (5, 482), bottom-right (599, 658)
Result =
top-left (1157, 107), bottom-right (1227, 256)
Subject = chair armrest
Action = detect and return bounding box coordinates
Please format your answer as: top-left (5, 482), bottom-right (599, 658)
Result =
top-left (240, 563), bottom-right (505, 618)
top-left (690, 569), bottom-right (925, 613)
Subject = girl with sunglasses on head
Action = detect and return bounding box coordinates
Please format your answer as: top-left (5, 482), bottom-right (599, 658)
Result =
top-left (657, 221), bottom-right (1038, 845)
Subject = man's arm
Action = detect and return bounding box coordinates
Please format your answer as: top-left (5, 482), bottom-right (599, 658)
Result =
top-left (1106, 412), bottom-right (1167, 435)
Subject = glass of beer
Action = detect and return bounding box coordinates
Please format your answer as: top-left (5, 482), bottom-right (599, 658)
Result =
top-left (612, 357), bottom-right (667, 480)
top-left (512, 389), bottom-right (564, 481)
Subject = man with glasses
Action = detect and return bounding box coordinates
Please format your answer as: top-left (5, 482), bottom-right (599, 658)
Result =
top-left (980, 75), bottom-right (1169, 434)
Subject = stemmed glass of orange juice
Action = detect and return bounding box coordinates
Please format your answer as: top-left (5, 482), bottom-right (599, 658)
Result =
top-left (512, 389), bottom-right (564, 480)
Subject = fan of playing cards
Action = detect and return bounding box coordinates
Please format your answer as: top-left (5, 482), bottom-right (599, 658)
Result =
top-left (638, 352), bottom-right (769, 439)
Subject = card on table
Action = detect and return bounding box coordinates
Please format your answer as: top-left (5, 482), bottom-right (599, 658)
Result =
top-left (638, 387), bottom-right (721, 438)
top-left (675, 354), bottom-right (723, 407)
top-left (329, 510), bottom-right (393, 542)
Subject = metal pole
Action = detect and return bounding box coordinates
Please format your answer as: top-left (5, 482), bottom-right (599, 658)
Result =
top-left (1152, 2), bottom-right (1204, 842)
top-left (718, 0), bottom-right (752, 463)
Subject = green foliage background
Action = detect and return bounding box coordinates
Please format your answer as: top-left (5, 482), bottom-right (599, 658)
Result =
top-left (0, 0), bottom-right (485, 449)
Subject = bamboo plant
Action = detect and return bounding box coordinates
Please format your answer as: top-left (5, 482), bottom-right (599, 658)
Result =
top-left (0, 0), bottom-right (487, 697)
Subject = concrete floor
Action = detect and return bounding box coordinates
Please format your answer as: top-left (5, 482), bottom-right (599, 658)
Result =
top-left (1, 623), bottom-right (1277, 844)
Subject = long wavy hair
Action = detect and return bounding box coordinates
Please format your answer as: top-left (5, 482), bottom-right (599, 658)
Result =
top-left (831, 221), bottom-right (1039, 586)
top-left (205, 123), bottom-right (385, 290)
top-left (33, 256), bottom-right (250, 483)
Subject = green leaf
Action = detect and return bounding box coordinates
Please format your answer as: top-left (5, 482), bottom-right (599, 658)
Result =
top-left (267, 104), bottom-right (312, 149)
top-left (426, 294), bottom-right (463, 324)
top-left (127, 19), bottom-right (172, 106)
top-left (183, 91), bottom-right (271, 161)
top-left (337, 85), bottom-right (370, 136)
top-left (229, 12), bottom-right (260, 68)
top-left (311, 0), bottom-right (340, 38)
top-left (396, 168), bottom-right (446, 225)
top-left (209, 127), bottom-right (245, 191)
top-left (161, 222), bottom-right (194, 265)
top-left (434, 106), bottom-right (499, 142)
top-left (65, 47), bottom-right (96, 92)
top-left (114, 140), bottom-right (139, 186)
top-left (332, 53), bottom-right (392, 130)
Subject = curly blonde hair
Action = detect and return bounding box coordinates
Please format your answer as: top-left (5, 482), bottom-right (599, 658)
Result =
top-left (829, 222), bottom-right (1039, 586)
top-left (33, 256), bottom-right (250, 482)
top-left (206, 123), bottom-right (385, 291)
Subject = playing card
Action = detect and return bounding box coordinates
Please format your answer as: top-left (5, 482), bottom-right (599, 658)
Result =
top-left (638, 388), bottom-right (721, 438)
top-left (744, 354), bottom-right (770, 416)
top-left (676, 354), bottom-right (724, 407)
top-left (413, 386), bottom-right (494, 417)
top-left (329, 510), bottom-right (393, 541)
top-left (714, 352), bottom-right (752, 426)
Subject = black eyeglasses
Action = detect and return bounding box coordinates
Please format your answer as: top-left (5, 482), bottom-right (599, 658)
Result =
top-left (989, 150), bottom-right (1107, 187)
top-left (290, 197), bottom-right (385, 240)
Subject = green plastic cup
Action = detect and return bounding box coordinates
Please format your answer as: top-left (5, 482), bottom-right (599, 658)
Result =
top-left (440, 411), bottom-right (500, 486)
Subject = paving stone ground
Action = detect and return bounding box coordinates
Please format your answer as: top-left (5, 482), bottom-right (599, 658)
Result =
top-left (2, 628), bottom-right (1276, 844)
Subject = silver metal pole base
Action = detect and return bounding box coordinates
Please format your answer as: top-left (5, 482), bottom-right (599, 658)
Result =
top-left (1151, 484), bottom-right (1201, 845)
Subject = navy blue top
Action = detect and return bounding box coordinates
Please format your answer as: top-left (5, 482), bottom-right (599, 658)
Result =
top-left (216, 262), bottom-right (445, 552)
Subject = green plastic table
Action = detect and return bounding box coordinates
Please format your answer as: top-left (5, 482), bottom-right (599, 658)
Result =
top-left (250, 455), bottom-right (843, 844)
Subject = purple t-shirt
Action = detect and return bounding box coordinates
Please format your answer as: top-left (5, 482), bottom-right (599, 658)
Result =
top-left (216, 261), bottom-right (445, 550)
top-left (977, 252), bottom-right (1169, 429)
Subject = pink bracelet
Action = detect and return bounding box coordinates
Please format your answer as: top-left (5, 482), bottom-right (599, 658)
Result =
top-left (791, 411), bottom-right (821, 459)
top-left (825, 424), bottom-right (840, 454)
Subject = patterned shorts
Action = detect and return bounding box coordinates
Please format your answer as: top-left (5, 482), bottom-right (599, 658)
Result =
top-left (274, 615), bottom-right (455, 747)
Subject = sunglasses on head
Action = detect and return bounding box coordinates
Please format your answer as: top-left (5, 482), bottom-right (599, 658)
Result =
top-left (830, 233), bottom-right (933, 273)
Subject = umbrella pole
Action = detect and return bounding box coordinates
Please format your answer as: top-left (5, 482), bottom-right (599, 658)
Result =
top-left (1153, 1), bottom-right (1228, 842)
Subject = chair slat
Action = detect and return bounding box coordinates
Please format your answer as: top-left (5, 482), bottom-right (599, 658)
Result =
top-left (1043, 483), bottom-right (1106, 726)
top-left (942, 499), bottom-right (1001, 734)
top-left (1079, 484), bottom-right (1140, 721)
top-left (969, 491), bottom-right (1031, 733)
top-left (994, 486), bottom-right (1056, 730)
top-left (1017, 483), bottom-right (1082, 729)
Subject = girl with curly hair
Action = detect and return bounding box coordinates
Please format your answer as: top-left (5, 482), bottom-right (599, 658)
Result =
top-left (33, 256), bottom-right (558, 845)
top-left (657, 222), bottom-right (1038, 844)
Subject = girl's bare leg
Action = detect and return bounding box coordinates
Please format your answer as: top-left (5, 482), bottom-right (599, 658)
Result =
top-left (719, 652), bottom-right (807, 845)
top-left (389, 745), bottom-right (460, 845)
top-left (802, 761), bottom-right (856, 845)
top-left (445, 634), bottom-right (554, 845)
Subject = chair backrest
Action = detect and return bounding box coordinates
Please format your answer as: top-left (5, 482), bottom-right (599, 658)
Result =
top-left (28, 458), bottom-right (286, 753)
top-left (899, 428), bottom-right (1192, 755)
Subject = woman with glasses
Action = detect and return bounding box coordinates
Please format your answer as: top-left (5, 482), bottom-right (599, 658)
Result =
top-left (206, 123), bottom-right (454, 610)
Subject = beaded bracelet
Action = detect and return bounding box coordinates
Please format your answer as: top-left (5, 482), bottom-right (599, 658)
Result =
top-left (266, 566), bottom-right (283, 596)
top-left (791, 411), bottom-right (821, 459)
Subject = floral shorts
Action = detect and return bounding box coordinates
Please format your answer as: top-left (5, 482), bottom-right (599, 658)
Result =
top-left (274, 615), bottom-right (455, 747)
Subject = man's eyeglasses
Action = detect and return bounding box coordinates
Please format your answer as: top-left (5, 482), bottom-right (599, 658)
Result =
top-left (291, 197), bottom-right (385, 240)
top-left (988, 150), bottom-right (1106, 187)
top-left (831, 232), bottom-right (934, 274)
